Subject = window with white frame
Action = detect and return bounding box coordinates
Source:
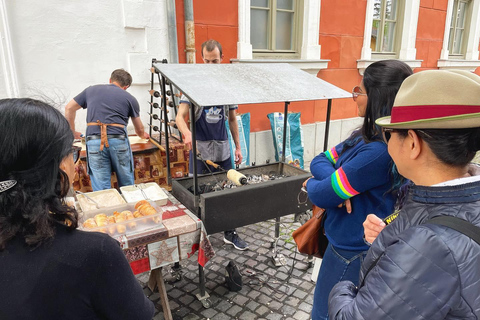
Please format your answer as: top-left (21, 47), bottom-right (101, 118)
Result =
top-left (235, 0), bottom-right (327, 74)
top-left (250, 0), bottom-right (301, 57)
top-left (438, 0), bottom-right (480, 70)
top-left (371, 0), bottom-right (399, 54)
top-left (358, 0), bottom-right (421, 74)
top-left (448, 0), bottom-right (471, 57)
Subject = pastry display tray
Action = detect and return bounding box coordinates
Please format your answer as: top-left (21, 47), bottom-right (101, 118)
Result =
top-left (78, 201), bottom-right (163, 237)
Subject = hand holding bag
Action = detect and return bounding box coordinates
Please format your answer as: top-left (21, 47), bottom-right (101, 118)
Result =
top-left (292, 205), bottom-right (329, 258)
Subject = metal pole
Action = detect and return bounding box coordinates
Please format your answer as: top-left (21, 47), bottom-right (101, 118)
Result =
top-left (171, 85), bottom-right (182, 142)
top-left (184, 0), bottom-right (196, 64)
top-left (166, 0), bottom-right (179, 64)
top-left (198, 264), bottom-right (205, 296)
top-left (281, 101), bottom-right (290, 163)
top-left (275, 217), bottom-right (280, 239)
top-left (161, 75), bottom-right (172, 185)
top-left (190, 102), bottom-right (199, 210)
top-left (277, 101), bottom-right (290, 238)
top-left (149, 59), bottom-right (155, 138)
top-left (323, 99), bottom-right (332, 152)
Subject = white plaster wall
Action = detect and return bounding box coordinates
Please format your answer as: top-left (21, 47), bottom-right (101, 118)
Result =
top-left (250, 117), bottom-right (364, 167)
top-left (0, 69), bottom-right (7, 98)
top-left (2, 0), bottom-right (170, 135)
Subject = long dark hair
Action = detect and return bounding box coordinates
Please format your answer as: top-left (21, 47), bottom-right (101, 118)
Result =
top-left (0, 98), bottom-right (78, 250)
top-left (343, 60), bottom-right (413, 149)
top-left (342, 60), bottom-right (413, 195)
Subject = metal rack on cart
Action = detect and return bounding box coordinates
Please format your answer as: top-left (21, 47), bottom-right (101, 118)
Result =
top-left (152, 62), bottom-right (350, 308)
top-left (148, 58), bottom-right (182, 153)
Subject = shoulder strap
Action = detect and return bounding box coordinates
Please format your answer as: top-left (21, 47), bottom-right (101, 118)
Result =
top-left (360, 215), bottom-right (480, 289)
top-left (359, 251), bottom-right (384, 289)
top-left (425, 216), bottom-right (480, 245)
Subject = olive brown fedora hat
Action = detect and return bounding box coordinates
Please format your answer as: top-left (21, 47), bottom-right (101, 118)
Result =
top-left (376, 70), bottom-right (480, 129)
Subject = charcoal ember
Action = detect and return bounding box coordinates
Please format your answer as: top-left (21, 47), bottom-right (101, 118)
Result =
top-left (187, 183), bottom-right (215, 194)
top-left (187, 172), bottom-right (291, 194)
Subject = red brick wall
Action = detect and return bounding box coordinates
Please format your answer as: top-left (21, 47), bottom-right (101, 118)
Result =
top-left (175, 0), bottom-right (238, 64)
top-left (174, 0), bottom-right (480, 132)
top-left (415, 0), bottom-right (448, 72)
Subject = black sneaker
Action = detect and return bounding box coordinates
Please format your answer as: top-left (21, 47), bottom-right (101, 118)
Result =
top-left (223, 231), bottom-right (249, 251)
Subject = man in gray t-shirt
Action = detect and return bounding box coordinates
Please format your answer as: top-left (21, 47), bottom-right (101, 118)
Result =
top-left (65, 69), bottom-right (149, 190)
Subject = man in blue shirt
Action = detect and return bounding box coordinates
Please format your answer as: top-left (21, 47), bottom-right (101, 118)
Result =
top-left (65, 69), bottom-right (149, 191)
top-left (175, 40), bottom-right (248, 250)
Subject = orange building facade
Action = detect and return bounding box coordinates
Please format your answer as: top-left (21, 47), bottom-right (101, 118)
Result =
top-left (173, 0), bottom-right (480, 133)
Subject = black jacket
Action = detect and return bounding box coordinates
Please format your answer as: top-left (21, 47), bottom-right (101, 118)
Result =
top-left (329, 170), bottom-right (480, 319)
top-left (0, 223), bottom-right (154, 319)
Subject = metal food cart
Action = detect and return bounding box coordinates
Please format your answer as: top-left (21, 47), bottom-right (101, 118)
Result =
top-left (151, 62), bottom-right (350, 307)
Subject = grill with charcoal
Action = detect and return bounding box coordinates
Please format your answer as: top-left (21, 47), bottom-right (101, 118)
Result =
top-left (172, 162), bottom-right (312, 234)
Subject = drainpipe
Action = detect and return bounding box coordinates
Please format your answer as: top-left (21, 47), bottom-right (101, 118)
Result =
top-left (166, 0), bottom-right (179, 63)
top-left (184, 0), bottom-right (195, 64)
top-left (0, 0), bottom-right (19, 97)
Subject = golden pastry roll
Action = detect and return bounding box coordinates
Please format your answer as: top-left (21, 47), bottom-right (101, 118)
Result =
top-left (83, 218), bottom-right (98, 229)
top-left (135, 200), bottom-right (149, 209)
top-left (137, 204), bottom-right (149, 212)
top-left (116, 224), bottom-right (126, 234)
top-left (94, 214), bottom-right (108, 227)
top-left (133, 210), bottom-right (142, 218)
top-left (125, 211), bottom-right (136, 229)
top-left (112, 210), bottom-right (128, 233)
top-left (106, 216), bottom-right (116, 235)
top-left (138, 204), bottom-right (157, 216)
top-left (125, 211), bottom-right (134, 220)
top-left (114, 212), bottom-right (126, 223)
top-left (151, 215), bottom-right (161, 224)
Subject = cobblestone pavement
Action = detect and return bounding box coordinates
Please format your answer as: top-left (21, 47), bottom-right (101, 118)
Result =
top-left (136, 214), bottom-right (316, 320)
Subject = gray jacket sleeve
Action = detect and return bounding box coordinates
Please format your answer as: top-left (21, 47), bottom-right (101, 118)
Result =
top-left (328, 225), bottom-right (461, 320)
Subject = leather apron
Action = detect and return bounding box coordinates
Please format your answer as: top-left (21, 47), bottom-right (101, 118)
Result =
top-left (86, 120), bottom-right (134, 176)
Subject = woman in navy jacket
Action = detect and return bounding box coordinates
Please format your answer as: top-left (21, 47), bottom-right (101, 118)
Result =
top-left (329, 70), bottom-right (480, 319)
top-left (305, 60), bottom-right (412, 320)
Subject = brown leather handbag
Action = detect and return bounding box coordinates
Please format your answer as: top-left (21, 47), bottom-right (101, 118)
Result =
top-left (292, 205), bottom-right (329, 258)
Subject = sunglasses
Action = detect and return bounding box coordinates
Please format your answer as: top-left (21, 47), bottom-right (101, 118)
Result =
top-left (352, 86), bottom-right (367, 100)
top-left (382, 128), bottom-right (401, 143)
top-left (382, 128), bottom-right (431, 143)
top-left (72, 146), bottom-right (82, 163)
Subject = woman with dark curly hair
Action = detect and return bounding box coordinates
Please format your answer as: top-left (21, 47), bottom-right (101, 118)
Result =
top-left (305, 60), bottom-right (413, 320)
top-left (0, 98), bottom-right (154, 319)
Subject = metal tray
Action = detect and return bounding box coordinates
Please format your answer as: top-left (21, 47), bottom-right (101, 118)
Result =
top-left (76, 188), bottom-right (126, 213)
top-left (120, 183), bottom-right (168, 206)
top-left (172, 162), bottom-right (312, 234)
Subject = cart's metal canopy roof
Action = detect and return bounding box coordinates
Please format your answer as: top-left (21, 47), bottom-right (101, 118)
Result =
top-left (153, 63), bottom-right (351, 107)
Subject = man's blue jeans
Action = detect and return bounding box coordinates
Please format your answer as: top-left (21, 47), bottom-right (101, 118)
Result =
top-left (311, 243), bottom-right (366, 320)
top-left (86, 138), bottom-right (134, 191)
